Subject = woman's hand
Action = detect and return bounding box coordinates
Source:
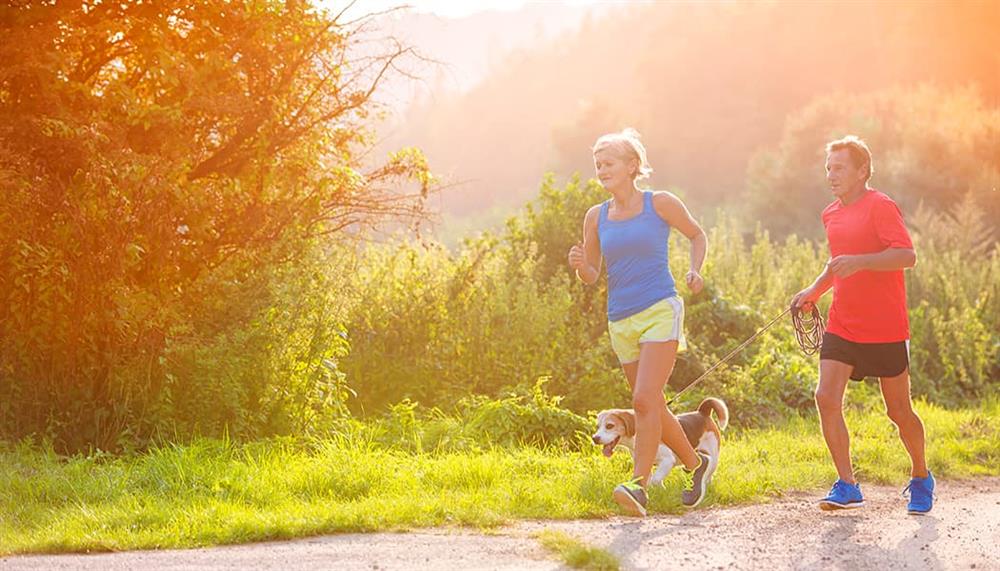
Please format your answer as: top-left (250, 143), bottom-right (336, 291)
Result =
top-left (568, 241), bottom-right (587, 271)
top-left (685, 270), bottom-right (704, 294)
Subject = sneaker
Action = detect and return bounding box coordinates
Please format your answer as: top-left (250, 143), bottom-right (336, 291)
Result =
top-left (681, 452), bottom-right (711, 508)
top-left (903, 472), bottom-right (935, 515)
top-left (613, 476), bottom-right (648, 517)
top-left (819, 479), bottom-right (865, 510)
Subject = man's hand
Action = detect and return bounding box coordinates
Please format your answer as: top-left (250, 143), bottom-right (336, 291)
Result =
top-left (828, 254), bottom-right (868, 279)
top-left (568, 241), bottom-right (587, 271)
top-left (685, 270), bottom-right (704, 294)
top-left (791, 286), bottom-right (819, 311)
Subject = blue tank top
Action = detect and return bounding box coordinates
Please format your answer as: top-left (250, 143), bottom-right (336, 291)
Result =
top-left (598, 191), bottom-right (676, 321)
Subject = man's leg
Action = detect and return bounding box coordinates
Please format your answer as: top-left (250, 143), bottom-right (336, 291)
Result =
top-left (879, 368), bottom-right (928, 478)
top-left (816, 359), bottom-right (856, 483)
top-left (622, 352), bottom-right (699, 476)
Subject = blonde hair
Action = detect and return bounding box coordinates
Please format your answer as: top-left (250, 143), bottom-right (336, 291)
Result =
top-left (593, 128), bottom-right (653, 181)
top-left (826, 135), bottom-right (874, 182)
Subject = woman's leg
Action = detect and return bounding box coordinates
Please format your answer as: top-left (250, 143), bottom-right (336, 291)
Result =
top-left (627, 340), bottom-right (699, 486)
top-left (621, 355), bottom-right (699, 475)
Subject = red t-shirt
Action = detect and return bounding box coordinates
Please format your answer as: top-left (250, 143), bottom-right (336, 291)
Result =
top-left (822, 190), bottom-right (913, 343)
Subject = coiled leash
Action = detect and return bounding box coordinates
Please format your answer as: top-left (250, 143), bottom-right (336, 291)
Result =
top-left (790, 304), bottom-right (825, 356)
top-left (666, 303), bottom-right (825, 406)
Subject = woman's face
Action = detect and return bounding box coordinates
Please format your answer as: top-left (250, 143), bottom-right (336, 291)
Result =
top-left (593, 146), bottom-right (636, 191)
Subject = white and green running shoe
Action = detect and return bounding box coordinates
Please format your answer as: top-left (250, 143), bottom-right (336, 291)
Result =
top-left (613, 476), bottom-right (648, 517)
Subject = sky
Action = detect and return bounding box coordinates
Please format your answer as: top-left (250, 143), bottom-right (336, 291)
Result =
top-left (319, 0), bottom-right (608, 103)
top-left (324, 0), bottom-right (601, 19)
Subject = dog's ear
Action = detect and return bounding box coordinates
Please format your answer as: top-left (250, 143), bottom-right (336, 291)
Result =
top-left (614, 410), bottom-right (636, 437)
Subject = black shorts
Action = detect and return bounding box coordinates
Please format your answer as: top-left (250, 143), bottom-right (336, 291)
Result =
top-left (819, 332), bottom-right (910, 381)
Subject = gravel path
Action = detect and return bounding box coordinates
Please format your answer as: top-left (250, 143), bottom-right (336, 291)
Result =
top-left (4, 478), bottom-right (998, 570)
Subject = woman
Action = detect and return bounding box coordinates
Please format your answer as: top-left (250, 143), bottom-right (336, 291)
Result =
top-left (568, 128), bottom-right (710, 516)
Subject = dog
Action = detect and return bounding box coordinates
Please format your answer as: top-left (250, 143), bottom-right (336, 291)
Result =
top-left (592, 398), bottom-right (729, 487)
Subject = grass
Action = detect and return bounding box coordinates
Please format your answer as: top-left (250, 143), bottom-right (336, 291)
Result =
top-left (1, 398), bottom-right (998, 555)
top-left (536, 530), bottom-right (620, 570)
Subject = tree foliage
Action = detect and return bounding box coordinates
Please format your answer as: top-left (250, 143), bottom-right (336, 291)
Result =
top-left (392, 1), bottom-right (999, 219)
top-left (0, 1), bottom-right (430, 450)
top-left (745, 86), bottom-right (1000, 238)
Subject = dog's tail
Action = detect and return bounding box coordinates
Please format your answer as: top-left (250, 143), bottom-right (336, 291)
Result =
top-left (698, 397), bottom-right (729, 431)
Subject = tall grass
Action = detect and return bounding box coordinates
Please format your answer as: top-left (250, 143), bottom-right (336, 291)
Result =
top-left (2, 398), bottom-right (997, 555)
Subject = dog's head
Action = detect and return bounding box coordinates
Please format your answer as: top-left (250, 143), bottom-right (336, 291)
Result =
top-left (592, 409), bottom-right (636, 457)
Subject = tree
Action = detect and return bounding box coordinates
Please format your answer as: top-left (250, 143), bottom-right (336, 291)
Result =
top-left (0, 1), bottom-right (431, 450)
top-left (745, 86), bottom-right (1000, 238)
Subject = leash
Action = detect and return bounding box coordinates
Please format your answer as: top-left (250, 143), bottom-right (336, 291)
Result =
top-left (666, 303), bottom-right (824, 406)
top-left (790, 304), bottom-right (825, 356)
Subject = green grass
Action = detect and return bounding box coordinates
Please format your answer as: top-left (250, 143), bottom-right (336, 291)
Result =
top-left (536, 530), bottom-right (620, 570)
top-left (1, 399), bottom-right (998, 555)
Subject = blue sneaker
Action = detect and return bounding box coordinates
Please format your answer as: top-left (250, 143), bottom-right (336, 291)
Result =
top-left (819, 479), bottom-right (865, 510)
top-left (903, 472), bottom-right (935, 515)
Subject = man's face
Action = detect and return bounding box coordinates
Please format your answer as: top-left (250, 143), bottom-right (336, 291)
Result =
top-left (825, 148), bottom-right (866, 199)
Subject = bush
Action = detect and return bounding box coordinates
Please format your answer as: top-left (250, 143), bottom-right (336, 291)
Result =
top-left (462, 378), bottom-right (592, 448)
top-left (362, 379), bottom-right (591, 453)
top-left (339, 178), bottom-right (998, 431)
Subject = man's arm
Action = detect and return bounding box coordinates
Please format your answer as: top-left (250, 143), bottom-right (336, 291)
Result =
top-left (792, 264), bottom-right (834, 309)
top-left (828, 247), bottom-right (916, 278)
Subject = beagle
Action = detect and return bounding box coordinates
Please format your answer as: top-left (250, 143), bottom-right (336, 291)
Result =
top-left (592, 398), bottom-right (729, 486)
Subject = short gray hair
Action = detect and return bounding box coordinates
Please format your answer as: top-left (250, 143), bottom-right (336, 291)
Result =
top-left (826, 135), bottom-right (873, 182)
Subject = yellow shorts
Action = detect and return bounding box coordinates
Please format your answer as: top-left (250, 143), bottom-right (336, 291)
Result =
top-left (608, 296), bottom-right (687, 364)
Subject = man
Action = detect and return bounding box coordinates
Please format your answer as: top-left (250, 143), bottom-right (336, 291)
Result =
top-left (791, 135), bottom-right (934, 515)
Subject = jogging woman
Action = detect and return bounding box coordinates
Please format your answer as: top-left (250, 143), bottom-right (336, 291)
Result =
top-left (568, 128), bottom-right (710, 516)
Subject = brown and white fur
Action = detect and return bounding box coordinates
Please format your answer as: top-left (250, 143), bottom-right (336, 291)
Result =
top-left (592, 398), bottom-right (729, 486)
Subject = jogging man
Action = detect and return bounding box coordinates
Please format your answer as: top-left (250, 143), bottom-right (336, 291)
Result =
top-left (791, 135), bottom-right (934, 515)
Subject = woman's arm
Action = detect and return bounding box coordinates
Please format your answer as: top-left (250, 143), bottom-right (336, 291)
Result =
top-left (568, 204), bottom-right (603, 284)
top-left (652, 192), bottom-right (707, 293)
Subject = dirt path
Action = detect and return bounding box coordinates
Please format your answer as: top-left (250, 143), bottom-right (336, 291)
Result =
top-left (4, 478), bottom-right (998, 570)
